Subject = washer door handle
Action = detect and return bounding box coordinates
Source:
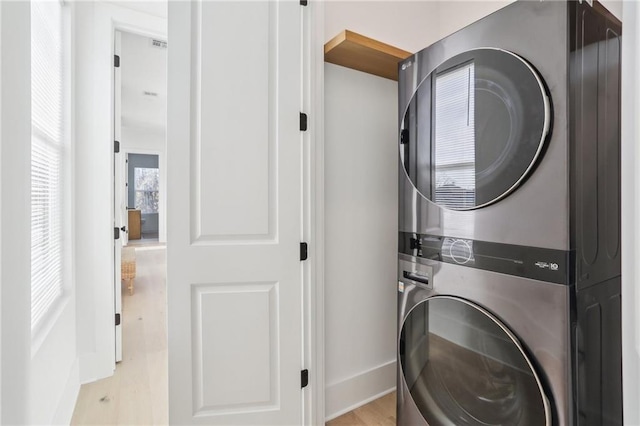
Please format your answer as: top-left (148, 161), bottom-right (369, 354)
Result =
top-left (403, 271), bottom-right (430, 286)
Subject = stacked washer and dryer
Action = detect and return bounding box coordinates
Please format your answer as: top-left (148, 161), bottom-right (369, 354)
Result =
top-left (396, 1), bottom-right (622, 425)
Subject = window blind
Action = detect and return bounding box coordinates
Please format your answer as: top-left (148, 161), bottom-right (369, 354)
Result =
top-left (31, 0), bottom-right (64, 331)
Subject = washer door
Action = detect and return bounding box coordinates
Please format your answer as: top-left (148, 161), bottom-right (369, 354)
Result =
top-left (399, 296), bottom-right (550, 425)
top-left (400, 48), bottom-right (550, 210)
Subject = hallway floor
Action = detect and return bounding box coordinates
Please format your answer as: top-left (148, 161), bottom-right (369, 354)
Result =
top-left (71, 246), bottom-right (168, 425)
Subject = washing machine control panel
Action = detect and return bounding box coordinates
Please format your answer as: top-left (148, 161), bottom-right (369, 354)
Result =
top-left (399, 232), bottom-right (572, 285)
top-left (399, 263), bottom-right (433, 291)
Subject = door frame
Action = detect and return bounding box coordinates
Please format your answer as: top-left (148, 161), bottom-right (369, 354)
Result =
top-left (305, 1), bottom-right (326, 424)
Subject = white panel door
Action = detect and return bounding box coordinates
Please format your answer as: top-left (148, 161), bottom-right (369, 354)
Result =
top-left (167, 1), bottom-right (304, 424)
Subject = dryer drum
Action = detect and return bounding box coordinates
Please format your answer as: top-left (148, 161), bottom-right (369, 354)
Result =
top-left (399, 48), bottom-right (550, 211)
top-left (399, 296), bottom-right (551, 425)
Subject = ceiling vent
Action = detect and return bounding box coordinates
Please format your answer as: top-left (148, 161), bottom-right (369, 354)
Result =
top-left (150, 39), bottom-right (167, 49)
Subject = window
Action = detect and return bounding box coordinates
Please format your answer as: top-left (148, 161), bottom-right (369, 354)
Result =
top-left (134, 168), bottom-right (159, 214)
top-left (31, 0), bottom-right (67, 331)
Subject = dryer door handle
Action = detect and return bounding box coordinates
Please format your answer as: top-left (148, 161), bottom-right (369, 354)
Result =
top-left (403, 271), bottom-right (430, 287)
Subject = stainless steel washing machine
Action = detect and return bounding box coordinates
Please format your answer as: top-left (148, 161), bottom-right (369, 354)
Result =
top-left (397, 1), bottom-right (622, 424)
top-left (397, 255), bottom-right (569, 425)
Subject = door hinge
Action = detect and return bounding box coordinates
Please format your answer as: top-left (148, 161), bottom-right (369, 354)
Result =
top-left (300, 112), bottom-right (308, 131)
top-left (300, 242), bottom-right (308, 261)
top-left (300, 0), bottom-right (308, 5)
top-left (301, 369), bottom-right (309, 388)
top-left (115, 313), bottom-right (121, 326)
top-left (114, 54), bottom-right (120, 68)
top-left (114, 227), bottom-right (120, 240)
top-left (114, 140), bottom-right (120, 153)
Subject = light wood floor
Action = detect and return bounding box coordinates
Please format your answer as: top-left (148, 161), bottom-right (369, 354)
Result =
top-left (125, 237), bottom-right (161, 247)
top-left (327, 392), bottom-right (396, 426)
top-left (71, 247), bottom-right (168, 425)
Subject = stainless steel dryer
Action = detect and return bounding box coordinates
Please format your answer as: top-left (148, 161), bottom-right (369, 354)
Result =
top-left (397, 1), bottom-right (622, 425)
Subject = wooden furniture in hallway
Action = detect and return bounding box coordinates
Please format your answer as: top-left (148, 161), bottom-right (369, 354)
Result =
top-left (128, 209), bottom-right (141, 240)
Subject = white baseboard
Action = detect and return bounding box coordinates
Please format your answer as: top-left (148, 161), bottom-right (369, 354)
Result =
top-left (325, 360), bottom-right (397, 422)
top-left (52, 358), bottom-right (80, 425)
top-left (79, 351), bottom-right (114, 385)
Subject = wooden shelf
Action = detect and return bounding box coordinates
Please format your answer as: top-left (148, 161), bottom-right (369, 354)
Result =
top-left (324, 30), bottom-right (412, 81)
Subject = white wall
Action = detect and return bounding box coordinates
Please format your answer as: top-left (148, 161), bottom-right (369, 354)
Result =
top-left (0, 2), bottom-right (31, 423)
top-left (74, 1), bottom-right (166, 384)
top-left (325, 1), bottom-right (439, 53)
top-left (75, 0), bottom-right (111, 383)
top-left (435, 1), bottom-right (511, 39)
top-left (621, 2), bottom-right (639, 424)
top-left (30, 303), bottom-right (79, 425)
top-left (324, 64), bottom-right (399, 419)
top-left (0, 2), bottom-right (3, 419)
top-left (122, 126), bottom-right (165, 152)
top-left (603, 0), bottom-right (622, 20)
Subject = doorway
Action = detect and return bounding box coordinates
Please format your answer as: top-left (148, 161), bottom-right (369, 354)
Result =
top-left (116, 26), bottom-right (168, 417)
top-left (71, 28), bottom-right (169, 424)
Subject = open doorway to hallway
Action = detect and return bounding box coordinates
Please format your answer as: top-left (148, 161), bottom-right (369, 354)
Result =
top-left (71, 28), bottom-right (168, 424)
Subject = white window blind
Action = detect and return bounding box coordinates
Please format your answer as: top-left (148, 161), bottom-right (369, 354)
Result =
top-left (434, 63), bottom-right (476, 210)
top-left (31, 0), bottom-right (65, 331)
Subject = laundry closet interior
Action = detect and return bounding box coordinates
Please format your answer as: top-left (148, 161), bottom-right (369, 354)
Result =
top-left (323, 2), bottom-right (511, 420)
top-left (324, 1), bottom-right (621, 424)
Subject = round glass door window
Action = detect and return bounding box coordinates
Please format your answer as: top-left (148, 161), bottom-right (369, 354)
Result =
top-left (399, 297), bottom-right (550, 425)
top-left (400, 48), bottom-right (551, 210)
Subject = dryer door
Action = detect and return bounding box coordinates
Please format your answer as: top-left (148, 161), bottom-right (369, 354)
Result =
top-left (399, 296), bottom-right (551, 426)
top-left (400, 48), bottom-right (550, 210)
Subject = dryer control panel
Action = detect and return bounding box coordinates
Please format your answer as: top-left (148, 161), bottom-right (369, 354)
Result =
top-left (399, 232), bottom-right (573, 285)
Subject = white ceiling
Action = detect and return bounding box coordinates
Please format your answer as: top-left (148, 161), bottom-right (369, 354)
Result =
top-left (120, 30), bottom-right (167, 131)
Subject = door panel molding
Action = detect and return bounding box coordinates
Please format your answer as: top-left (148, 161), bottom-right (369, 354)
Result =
top-left (190, 1), bottom-right (278, 244)
top-left (191, 282), bottom-right (280, 416)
